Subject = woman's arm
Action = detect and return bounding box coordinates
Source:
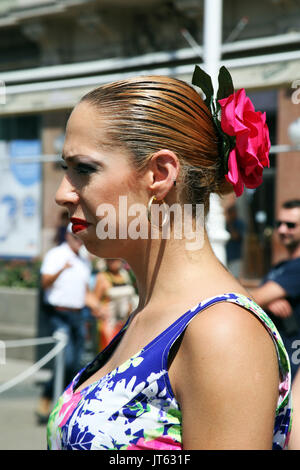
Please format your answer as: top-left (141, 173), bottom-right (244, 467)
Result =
top-left (170, 302), bottom-right (279, 450)
top-left (92, 273), bottom-right (112, 319)
top-left (94, 272), bottom-right (110, 300)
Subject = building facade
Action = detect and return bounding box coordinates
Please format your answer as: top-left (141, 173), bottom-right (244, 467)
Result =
top-left (0, 0), bottom-right (300, 278)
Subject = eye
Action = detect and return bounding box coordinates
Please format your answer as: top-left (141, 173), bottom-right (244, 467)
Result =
top-left (75, 163), bottom-right (97, 175)
top-left (59, 161), bottom-right (97, 175)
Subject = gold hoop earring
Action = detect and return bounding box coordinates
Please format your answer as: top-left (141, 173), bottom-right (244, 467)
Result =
top-left (147, 195), bottom-right (169, 228)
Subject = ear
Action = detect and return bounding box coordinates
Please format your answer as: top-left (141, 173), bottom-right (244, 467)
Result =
top-left (147, 150), bottom-right (180, 200)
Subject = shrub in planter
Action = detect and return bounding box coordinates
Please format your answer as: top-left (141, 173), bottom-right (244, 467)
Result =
top-left (0, 259), bottom-right (41, 288)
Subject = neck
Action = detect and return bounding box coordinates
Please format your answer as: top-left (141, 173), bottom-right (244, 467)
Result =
top-left (125, 230), bottom-right (221, 311)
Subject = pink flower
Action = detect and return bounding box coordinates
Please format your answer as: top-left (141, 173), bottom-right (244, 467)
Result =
top-left (279, 376), bottom-right (290, 396)
top-left (127, 436), bottom-right (182, 450)
top-left (218, 88), bottom-right (270, 197)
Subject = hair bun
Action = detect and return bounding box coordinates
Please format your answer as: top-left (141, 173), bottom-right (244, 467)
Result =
top-left (214, 177), bottom-right (234, 197)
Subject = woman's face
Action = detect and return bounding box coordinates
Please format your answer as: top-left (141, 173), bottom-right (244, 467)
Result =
top-left (56, 101), bottom-right (147, 258)
top-left (107, 259), bottom-right (123, 273)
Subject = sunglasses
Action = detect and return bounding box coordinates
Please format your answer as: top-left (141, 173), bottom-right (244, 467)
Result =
top-left (275, 221), bottom-right (297, 229)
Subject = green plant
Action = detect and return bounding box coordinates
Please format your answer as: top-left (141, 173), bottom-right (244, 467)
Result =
top-left (0, 258), bottom-right (41, 288)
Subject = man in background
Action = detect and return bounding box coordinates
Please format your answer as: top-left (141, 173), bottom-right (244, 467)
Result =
top-left (250, 199), bottom-right (300, 379)
top-left (36, 224), bottom-right (99, 423)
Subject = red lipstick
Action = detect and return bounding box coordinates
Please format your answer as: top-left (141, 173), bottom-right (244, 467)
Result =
top-left (70, 217), bottom-right (91, 234)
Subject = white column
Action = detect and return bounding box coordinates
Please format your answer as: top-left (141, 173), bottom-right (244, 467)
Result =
top-left (203, 0), bottom-right (229, 265)
top-left (203, 0), bottom-right (223, 90)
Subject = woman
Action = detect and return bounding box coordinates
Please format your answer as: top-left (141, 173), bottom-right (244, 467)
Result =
top-left (47, 72), bottom-right (291, 450)
top-left (94, 259), bottom-right (137, 350)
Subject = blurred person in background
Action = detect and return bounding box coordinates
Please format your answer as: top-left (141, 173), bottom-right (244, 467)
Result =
top-left (225, 204), bottom-right (245, 278)
top-left (36, 224), bottom-right (100, 423)
top-left (250, 199), bottom-right (300, 379)
top-left (93, 258), bottom-right (137, 350)
top-left (47, 73), bottom-right (291, 450)
top-left (54, 210), bottom-right (69, 245)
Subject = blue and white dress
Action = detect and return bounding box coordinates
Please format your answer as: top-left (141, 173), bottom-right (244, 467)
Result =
top-left (47, 293), bottom-right (292, 450)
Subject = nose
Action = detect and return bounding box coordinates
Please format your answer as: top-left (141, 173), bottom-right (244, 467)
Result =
top-left (55, 175), bottom-right (79, 208)
top-left (277, 223), bottom-right (288, 235)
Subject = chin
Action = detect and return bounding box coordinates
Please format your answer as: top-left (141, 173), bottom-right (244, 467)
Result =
top-left (281, 240), bottom-right (297, 251)
top-left (83, 237), bottom-right (128, 260)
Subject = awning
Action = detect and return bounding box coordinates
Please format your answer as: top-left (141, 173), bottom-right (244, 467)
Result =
top-left (1, 56), bottom-right (299, 115)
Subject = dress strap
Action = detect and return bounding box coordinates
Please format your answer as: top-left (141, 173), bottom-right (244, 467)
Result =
top-left (161, 292), bottom-right (291, 408)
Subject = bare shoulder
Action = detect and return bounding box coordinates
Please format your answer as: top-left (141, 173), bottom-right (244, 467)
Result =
top-left (177, 300), bottom-right (277, 363)
top-left (96, 271), bottom-right (106, 282)
top-left (95, 272), bottom-right (110, 287)
top-left (169, 300), bottom-right (279, 449)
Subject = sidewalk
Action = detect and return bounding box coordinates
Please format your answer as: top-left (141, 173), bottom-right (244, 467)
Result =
top-left (0, 358), bottom-right (51, 450)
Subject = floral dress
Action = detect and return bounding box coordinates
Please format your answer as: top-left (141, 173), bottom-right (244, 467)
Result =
top-left (47, 293), bottom-right (292, 450)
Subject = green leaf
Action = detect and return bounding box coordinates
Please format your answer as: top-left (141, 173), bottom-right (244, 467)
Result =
top-left (216, 66), bottom-right (234, 102)
top-left (192, 65), bottom-right (214, 107)
top-left (221, 134), bottom-right (236, 173)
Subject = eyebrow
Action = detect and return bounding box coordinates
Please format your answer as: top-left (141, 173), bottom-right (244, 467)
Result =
top-left (61, 154), bottom-right (93, 162)
top-left (62, 154), bottom-right (78, 160)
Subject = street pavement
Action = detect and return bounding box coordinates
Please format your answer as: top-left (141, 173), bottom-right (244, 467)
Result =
top-left (0, 358), bottom-right (50, 450)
